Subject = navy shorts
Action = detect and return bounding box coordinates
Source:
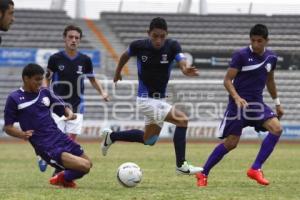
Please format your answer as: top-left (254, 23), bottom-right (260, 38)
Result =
top-left (33, 133), bottom-right (84, 169)
top-left (218, 102), bottom-right (276, 139)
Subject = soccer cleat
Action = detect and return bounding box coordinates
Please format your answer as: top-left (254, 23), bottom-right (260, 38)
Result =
top-left (101, 128), bottom-right (113, 156)
top-left (247, 168), bottom-right (270, 186)
top-left (176, 161), bottom-right (203, 175)
top-left (195, 172), bottom-right (208, 187)
top-left (49, 172), bottom-right (77, 188)
top-left (37, 156), bottom-right (47, 172)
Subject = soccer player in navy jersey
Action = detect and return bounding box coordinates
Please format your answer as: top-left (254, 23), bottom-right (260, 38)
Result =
top-left (4, 63), bottom-right (92, 188)
top-left (0, 0), bottom-right (14, 33)
top-left (101, 17), bottom-right (203, 175)
top-left (46, 25), bottom-right (109, 141)
top-left (196, 24), bottom-right (284, 187)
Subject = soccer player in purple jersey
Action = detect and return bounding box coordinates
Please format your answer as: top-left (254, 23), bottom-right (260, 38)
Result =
top-left (196, 24), bottom-right (284, 187)
top-left (4, 63), bottom-right (92, 188)
top-left (101, 17), bottom-right (203, 175)
top-left (0, 0), bottom-right (14, 32)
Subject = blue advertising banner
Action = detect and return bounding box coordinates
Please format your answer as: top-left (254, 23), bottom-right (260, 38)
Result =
top-left (0, 48), bottom-right (101, 67)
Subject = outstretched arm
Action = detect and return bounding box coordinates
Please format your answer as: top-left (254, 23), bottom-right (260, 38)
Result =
top-left (224, 68), bottom-right (248, 108)
top-left (266, 71), bottom-right (284, 118)
top-left (113, 51), bottom-right (130, 85)
top-left (88, 77), bottom-right (110, 101)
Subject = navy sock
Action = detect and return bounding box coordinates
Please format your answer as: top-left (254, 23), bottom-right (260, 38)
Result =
top-left (173, 127), bottom-right (187, 167)
top-left (64, 170), bottom-right (85, 182)
top-left (252, 133), bottom-right (280, 170)
top-left (110, 129), bottom-right (144, 143)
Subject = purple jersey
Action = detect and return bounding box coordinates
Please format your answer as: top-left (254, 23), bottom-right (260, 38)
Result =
top-left (229, 45), bottom-right (277, 103)
top-left (4, 87), bottom-right (66, 147)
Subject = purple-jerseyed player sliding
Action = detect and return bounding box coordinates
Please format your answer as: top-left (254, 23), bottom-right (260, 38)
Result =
top-left (4, 63), bottom-right (92, 188)
top-left (196, 24), bottom-right (284, 187)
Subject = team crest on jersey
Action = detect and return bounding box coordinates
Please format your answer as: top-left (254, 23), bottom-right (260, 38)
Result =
top-left (77, 65), bottom-right (83, 74)
top-left (160, 54), bottom-right (169, 64)
top-left (141, 56), bottom-right (148, 62)
top-left (58, 65), bottom-right (65, 71)
top-left (41, 97), bottom-right (50, 107)
top-left (265, 63), bottom-right (272, 72)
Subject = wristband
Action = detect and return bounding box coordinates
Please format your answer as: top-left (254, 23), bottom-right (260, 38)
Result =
top-left (273, 98), bottom-right (280, 106)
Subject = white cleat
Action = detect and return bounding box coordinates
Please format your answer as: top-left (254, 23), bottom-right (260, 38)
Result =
top-left (176, 161), bottom-right (203, 175)
top-left (101, 128), bottom-right (113, 156)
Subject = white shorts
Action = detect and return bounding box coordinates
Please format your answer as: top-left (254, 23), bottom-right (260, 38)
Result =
top-left (51, 113), bottom-right (83, 135)
top-left (136, 97), bottom-right (172, 127)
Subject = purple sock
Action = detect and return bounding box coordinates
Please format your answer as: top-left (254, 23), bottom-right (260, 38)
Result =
top-left (64, 170), bottom-right (85, 182)
top-left (251, 133), bottom-right (280, 170)
top-left (203, 143), bottom-right (229, 176)
top-left (173, 127), bottom-right (187, 167)
top-left (110, 129), bottom-right (144, 143)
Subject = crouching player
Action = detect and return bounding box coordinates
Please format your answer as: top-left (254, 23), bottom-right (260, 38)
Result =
top-left (3, 63), bottom-right (92, 188)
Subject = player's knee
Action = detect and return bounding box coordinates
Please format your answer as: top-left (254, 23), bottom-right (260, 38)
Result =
top-left (81, 160), bottom-right (92, 174)
top-left (224, 141), bottom-right (238, 151)
top-left (144, 135), bottom-right (159, 146)
top-left (177, 116), bottom-right (188, 127)
top-left (271, 125), bottom-right (283, 136)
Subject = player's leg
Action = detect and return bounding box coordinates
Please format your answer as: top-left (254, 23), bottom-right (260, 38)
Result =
top-left (247, 116), bottom-right (282, 185)
top-left (196, 111), bottom-right (243, 186)
top-left (101, 128), bottom-right (145, 156)
top-left (101, 97), bottom-right (162, 155)
top-left (164, 107), bottom-right (203, 175)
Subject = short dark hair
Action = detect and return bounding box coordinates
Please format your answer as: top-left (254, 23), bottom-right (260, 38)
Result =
top-left (250, 24), bottom-right (268, 39)
top-left (63, 24), bottom-right (82, 38)
top-left (22, 63), bottom-right (44, 79)
top-left (149, 17), bottom-right (168, 32)
top-left (0, 0), bottom-right (14, 13)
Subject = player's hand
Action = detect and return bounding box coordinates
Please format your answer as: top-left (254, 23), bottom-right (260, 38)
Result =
top-left (64, 108), bottom-right (77, 121)
top-left (22, 130), bottom-right (34, 140)
top-left (65, 113), bottom-right (77, 121)
top-left (113, 73), bottom-right (122, 86)
top-left (102, 92), bottom-right (110, 102)
top-left (182, 66), bottom-right (199, 76)
top-left (275, 105), bottom-right (284, 119)
top-left (234, 97), bottom-right (248, 108)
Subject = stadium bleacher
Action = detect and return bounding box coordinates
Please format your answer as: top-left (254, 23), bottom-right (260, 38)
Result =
top-left (0, 10), bottom-right (300, 125)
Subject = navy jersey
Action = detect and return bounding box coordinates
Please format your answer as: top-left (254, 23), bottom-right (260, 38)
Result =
top-left (228, 45), bottom-right (277, 105)
top-left (4, 87), bottom-right (66, 147)
top-left (128, 39), bottom-right (185, 98)
top-left (47, 51), bottom-right (94, 113)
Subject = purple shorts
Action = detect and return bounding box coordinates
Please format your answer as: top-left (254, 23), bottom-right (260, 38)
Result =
top-left (32, 133), bottom-right (84, 169)
top-left (218, 102), bottom-right (276, 139)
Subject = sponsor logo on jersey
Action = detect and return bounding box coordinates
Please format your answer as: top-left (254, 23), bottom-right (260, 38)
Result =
top-left (160, 54), bottom-right (169, 64)
top-left (58, 65), bottom-right (65, 71)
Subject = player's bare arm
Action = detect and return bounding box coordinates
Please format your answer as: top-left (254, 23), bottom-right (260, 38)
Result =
top-left (178, 60), bottom-right (199, 76)
top-left (3, 125), bottom-right (33, 140)
top-left (44, 69), bottom-right (53, 87)
top-left (88, 77), bottom-right (110, 101)
top-left (224, 67), bottom-right (248, 108)
top-left (113, 51), bottom-right (130, 84)
top-left (266, 71), bottom-right (284, 118)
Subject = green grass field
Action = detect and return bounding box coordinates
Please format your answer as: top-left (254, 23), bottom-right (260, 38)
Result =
top-left (0, 141), bottom-right (300, 200)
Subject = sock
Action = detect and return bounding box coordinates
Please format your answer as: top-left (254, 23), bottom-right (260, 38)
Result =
top-left (64, 170), bottom-right (85, 182)
top-left (203, 143), bottom-right (229, 176)
top-left (110, 129), bottom-right (144, 143)
top-left (251, 133), bottom-right (280, 170)
top-left (173, 127), bottom-right (187, 167)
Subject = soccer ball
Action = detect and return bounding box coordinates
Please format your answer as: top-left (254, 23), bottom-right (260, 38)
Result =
top-left (117, 162), bottom-right (142, 187)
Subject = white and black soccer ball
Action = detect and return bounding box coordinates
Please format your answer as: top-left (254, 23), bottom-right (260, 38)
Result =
top-left (117, 162), bottom-right (142, 187)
